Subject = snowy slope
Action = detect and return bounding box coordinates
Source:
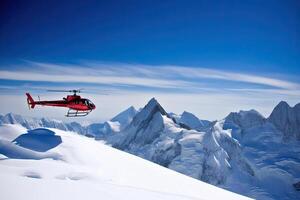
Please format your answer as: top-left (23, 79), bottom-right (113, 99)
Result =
top-left (0, 125), bottom-right (250, 200)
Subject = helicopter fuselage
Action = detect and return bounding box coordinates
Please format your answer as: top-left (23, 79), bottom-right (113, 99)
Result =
top-left (33, 95), bottom-right (95, 111)
top-left (32, 95), bottom-right (95, 111)
top-left (26, 93), bottom-right (96, 117)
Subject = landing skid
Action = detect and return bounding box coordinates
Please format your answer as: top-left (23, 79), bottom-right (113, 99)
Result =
top-left (65, 109), bottom-right (92, 117)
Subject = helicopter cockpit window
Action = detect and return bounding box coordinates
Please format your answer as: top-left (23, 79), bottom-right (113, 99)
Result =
top-left (88, 100), bottom-right (92, 106)
top-left (86, 100), bottom-right (94, 107)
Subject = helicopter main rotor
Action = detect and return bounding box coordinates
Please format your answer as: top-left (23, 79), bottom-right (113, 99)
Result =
top-left (47, 89), bottom-right (83, 95)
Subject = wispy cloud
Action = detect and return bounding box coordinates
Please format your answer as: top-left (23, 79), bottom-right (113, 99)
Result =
top-left (161, 66), bottom-right (300, 90)
top-left (1, 61), bottom-right (299, 92)
top-left (0, 70), bottom-right (193, 89)
top-left (1, 61), bottom-right (300, 121)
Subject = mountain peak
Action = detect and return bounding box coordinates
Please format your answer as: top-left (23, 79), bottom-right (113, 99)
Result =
top-left (238, 109), bottom-right (263, 118)
top-left (128, 105), bottom-right (136, 111)
top-left (224, 109), bottom-right (265, 129)
top-left (5, 112), bottom-right (18, 119)
top-left (114, 98), bottom-right (168, 149)
top-left (268, 101), bottom-right (300, 140)
top-left (268, 101), bottom-right (292, 119)
top-left (276, 101), bottom-right (290, 109)
top-left (143, 97), bottom-right (168, 116)
top-left (182, 111), bottom-right (192, 115)
top-left (111, 106), bottom-right (137, 121)
top-left (149, 97), bottom-right (158, 104)
top-left (111, 106), bottom-right (138, 130)
top-left (146, 97), bottom-right (160, 109)
top-left (179, 111), bottom-right (204, 130)
top-left (3, 112), bottom-right (24, 124)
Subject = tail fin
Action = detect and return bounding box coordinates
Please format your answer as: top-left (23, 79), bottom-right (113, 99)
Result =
top-left (26, 93), bottom-right (36, 109)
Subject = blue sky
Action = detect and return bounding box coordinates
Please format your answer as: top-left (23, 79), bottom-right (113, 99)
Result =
top-left (0, 0), bottom-right (299, 122)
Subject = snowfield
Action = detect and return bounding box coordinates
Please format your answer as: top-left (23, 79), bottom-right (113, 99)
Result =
top-left (0, 125), bottom-right (250, 200)
top-left (1, 99), bottom-right (299, 199)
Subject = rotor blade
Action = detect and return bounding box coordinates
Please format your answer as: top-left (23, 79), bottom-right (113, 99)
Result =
top-left (47, 89), bottom-right (85, 95)
top-left (47, 90), bottom-right (71, 92)
top-left (74, 88), bottom-right (84, 93)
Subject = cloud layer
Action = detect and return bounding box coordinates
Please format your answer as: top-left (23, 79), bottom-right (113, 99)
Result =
top-left (1, 61), bottom-right (299, 91)
top-left (0, 61), bottom-right (299, 121)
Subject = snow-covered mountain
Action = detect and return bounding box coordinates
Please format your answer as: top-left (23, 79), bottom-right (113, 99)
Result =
top-left (85, 106), bottom-right (138, 139)
top-left (110, 98), bottom-right (257, 197)
top-left (112, 98), bottom-right (171, 149)
top-left (178, 111), bottom-right (210, 129)
top-left (268, 101), bottom-right (300, 141)
top-left (1, 99), bottom-right (299, 200)
top-left (0, 112), bottom-right (71, 131)
top-left (224, 109), bottom-right (265, 130)
top-left (109, 99), bottom-right (300, 200)
top-left (111, 106), bottom-right (138, 130)
top-left (222, 107), bottom-right (300, 200)
top-left (0, 125), bottom-right (250, 200)
top-left (0, 105), bottom-right (138, 139)
top-left (169, 111), bottom-right (211, 131)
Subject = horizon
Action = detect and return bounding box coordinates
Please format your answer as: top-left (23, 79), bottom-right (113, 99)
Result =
top-left (0, 1), bottom-right (299, 122)
top-left (1, 98), bottom-right (298, 125)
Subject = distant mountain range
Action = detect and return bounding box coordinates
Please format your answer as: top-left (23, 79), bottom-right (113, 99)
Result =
top-left (0, 106), bottom-right (138, 139)
top-left (1, 99), bottom-right (299, 200)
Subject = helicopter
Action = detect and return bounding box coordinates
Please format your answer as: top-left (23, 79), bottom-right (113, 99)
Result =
top-left (26, 89), bottom-right (96, 117)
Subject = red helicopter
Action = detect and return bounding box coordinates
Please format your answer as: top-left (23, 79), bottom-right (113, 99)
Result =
top-left (26, 89), bottom-right (96, 117)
